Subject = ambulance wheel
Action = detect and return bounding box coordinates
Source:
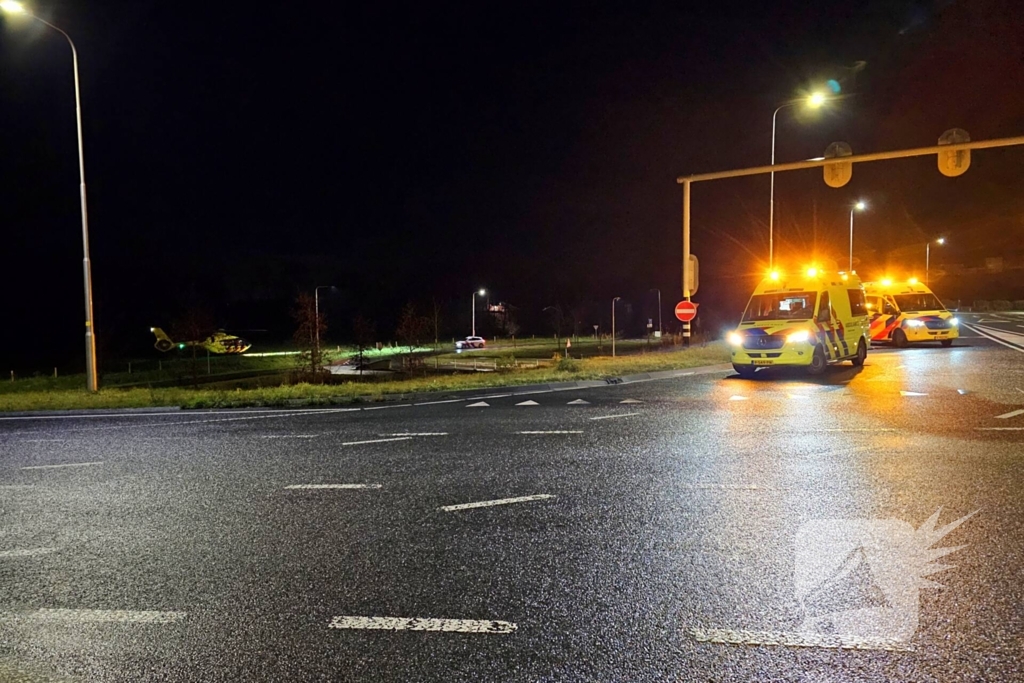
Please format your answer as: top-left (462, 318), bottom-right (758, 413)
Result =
top-left (892, 329), bottom-right (909, 348)
top-left (807, 345), bottom-right (827, 375)
top-left (940, 339), bottom-right (953, 347)
top-left (852, 339), bottom-right (867, 366)
top-left (733, 364), bottom-right (756, 379)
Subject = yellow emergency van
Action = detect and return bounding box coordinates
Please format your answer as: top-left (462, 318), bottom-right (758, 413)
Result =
top-left (727, 268), bottom-right (871, 377)
top-left (862, 278), bottom-right (959, 347)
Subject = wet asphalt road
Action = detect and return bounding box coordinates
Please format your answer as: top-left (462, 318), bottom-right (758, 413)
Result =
top-left (1, 312), bottom-right (1023, 682)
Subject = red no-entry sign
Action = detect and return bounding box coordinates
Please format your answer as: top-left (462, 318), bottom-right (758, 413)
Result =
top-left (675, 300), bottom-right (698, 322)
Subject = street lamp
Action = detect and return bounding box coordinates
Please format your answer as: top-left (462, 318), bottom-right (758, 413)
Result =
top-left (848, 200), bottom-right (867, 272)
top-left (314, 285), bottom-right (335, 362)
top-left (3, 1), bottom-right (98, 391)
top-left (926, 238), bottom-right (945, 285)
top-left (769, 91), bottom-right (828, 269)
top-left (472, 288), bottom-right (485, 337)
top-left (649, 288), bottom-right (662, 336)
top-left (611, 297), bottom-right (621, 357)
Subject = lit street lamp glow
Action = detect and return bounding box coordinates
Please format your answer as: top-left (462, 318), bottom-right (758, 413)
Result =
top-left (472, 289), bottom-right (486, 337)
top-left (849, 200), bottom-right (867, 272)
top-left (3, 2), bottom-right (99, 391)
top-left (926, 238), bottom-right (946, 285)
top-left (769, 90), bottom-right (831, 269)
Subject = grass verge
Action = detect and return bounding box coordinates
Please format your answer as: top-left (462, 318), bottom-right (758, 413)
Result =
top-left (0, 343), bottom-right (729, 413)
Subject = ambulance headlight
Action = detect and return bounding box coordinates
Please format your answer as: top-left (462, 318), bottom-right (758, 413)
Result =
top-left (786, 330), bottom-right (811, 344)
top-left (905, 319), bottom-right (925, 328)
top-left (726, 332), bottom-right (744, 347)
top-left (949, 317), bottom-right (959, 326)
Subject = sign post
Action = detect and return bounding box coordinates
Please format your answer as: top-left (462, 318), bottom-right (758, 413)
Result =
top-left (675, 301), bottom-right (698, 347)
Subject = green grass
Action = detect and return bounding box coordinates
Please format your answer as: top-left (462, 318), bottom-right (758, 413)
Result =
top-left (0, 343), bottom-right (729, 413)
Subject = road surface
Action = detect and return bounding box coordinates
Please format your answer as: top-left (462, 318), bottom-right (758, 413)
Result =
top-left (1, 312), bottom-right (1022, 681)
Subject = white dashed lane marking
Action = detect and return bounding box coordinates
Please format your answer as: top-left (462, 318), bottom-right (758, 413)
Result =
top-left (20, 461), bottom-right (104, 470)
top-left (341, 437), bottom-right (412, 447)
top-left (899, 391), bottom-right (928, 397)
top-left (589, 413), bottom-right (641, 421)
top-left (441, 494), bottom-right (555, 512)
top-left (517, 431), bottom-right (583, 434)
top-left (384, 432), bottom-right (448, 437)
top-left (995, 409), bottom-right (1024, 419)
top-left (328, 616), bottom-right (516, 634)
top-left (688, 627), bottom-right (913, 652)
top-left (284, 484), bottom-right (382, 490)
top-left (0, 548), bottom-right (58, 558)
top-left (10, 609), bottom-right (187, 624)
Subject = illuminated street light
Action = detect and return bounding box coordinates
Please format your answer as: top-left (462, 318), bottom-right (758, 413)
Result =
top-left (472, 288), bottom-right (486, 337)
top-left (769, 91), bottom-right (830, 269)
top-left (3, 2), bottom-right (98, 391)
top-left (849, 200), bottom-right (867, 272)
top-left (926, 238), bottom-right (946, 285)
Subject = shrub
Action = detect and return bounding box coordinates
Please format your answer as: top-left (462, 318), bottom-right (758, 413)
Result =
top-left (991, 300), bottom-right (1012, 311)
top-left (555, 357), bottom-right (579, 372)
top-left (1013, 300), bottom-right (1024, 311)
top-left (974, 300), bottom-right (991, 311)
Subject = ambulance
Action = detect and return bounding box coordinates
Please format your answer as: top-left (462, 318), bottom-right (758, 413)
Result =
top-left (727, 267), bottom-right (871, 377)
top-left (862, 278), bottom-right (959, 347)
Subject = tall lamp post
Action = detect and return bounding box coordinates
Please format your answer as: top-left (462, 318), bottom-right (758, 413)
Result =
top-left (3, 1), bottom-right (98, 391)
top-left (926, 238), bottom-right (945, 285)
top-left (611, 297), bottom-right (621, 357)
top-left (848, 200), bottom-right (867, 272)
top-left (314, 285), bottom-right (335, 362)
top-left (649, 288), bottom-right (662, 336)
top-left (471, 288), bottom-right (485, 337)
top-left (769, 91), bottom-right (828, 269)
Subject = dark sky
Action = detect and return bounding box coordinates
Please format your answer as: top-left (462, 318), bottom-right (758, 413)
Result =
top-left (2, 0), bottom-right (1022, 371)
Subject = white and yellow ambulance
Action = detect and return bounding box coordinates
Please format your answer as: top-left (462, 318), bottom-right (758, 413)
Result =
top-left (727, 267), bottom-right (871, 377)
top-left (862, 278), bottom-right (959, 347)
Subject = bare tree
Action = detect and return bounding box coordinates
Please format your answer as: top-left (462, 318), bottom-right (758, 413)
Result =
top-left (352, 315), bottom-right (377, 374)
top-left (395, 302), bottom-right (430, 352)
top-left (292, 292), bottom-right (327, 381)
top-left (431, 297), bottom-right (444, 348)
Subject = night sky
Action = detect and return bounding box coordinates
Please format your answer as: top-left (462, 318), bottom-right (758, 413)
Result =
top-left (2, 0), bottom-right (1022, 372)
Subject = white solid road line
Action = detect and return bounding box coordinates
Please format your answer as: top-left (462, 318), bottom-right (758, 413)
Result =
top-left (441, 494), bottom-right (555, 512)
top-left (413, 399), bottom-right (464, 406)
top-left (517, 430), bottom-right (583, 434)
top-left (995, 409), bottom-right (1024, 419)
top-left (688, 627), bottom-right (913, 652)
top-left (284, 484), bottom-right (382, 489)
top-left (620, 399), bottom-right (643, 404)
top-left (363, 404), bottom-right (413, 411)
top-left (0, 548), bottom-right (58, 558)
top-left (341, 437), bottom-right (413, 446)
top-left (260, 435), bottom-right (318, 439)
top-left (20, 609), bottom-right (187, 624)
top-left (976, 427), bottom-right (1024, 431)
top-left (21, 461), bottom-right (104, 470)
top-left (899, 391), bottom-right (928, 397)
top-left (385, 432), bottom-right (448, 436)
top-left (589, 413), bottom-right (641, 420)
top-left (328, 616), bottom-right (516, 634)
top-left (729, 396), bottom-right (748, 401)
top-left (961, 322), bottom-right (1024, 353)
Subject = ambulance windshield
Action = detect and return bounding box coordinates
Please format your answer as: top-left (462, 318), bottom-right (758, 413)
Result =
top-left (742, 292), bottom-right (817, 322)
top-left (893, 293), bottom-right (943, 312)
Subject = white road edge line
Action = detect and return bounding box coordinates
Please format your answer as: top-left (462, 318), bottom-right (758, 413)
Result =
top-left (284, 484), bottom-right (382, 489)
top-left (995, 409), bottom-right (1024, 419)
top-left (961, 322), bottom-right (1024, 353)
top-left (18, 609), bottom-right (187, 624)
top-left (20, 461), bottom-right (104, 470)
top-left (363, 404), bottom-right (413, 411)
top-left (341, 437), bottom-right (413, 446)
top-left (588, 413), bottom-right (641, 421)
top-left (516, 430), bottom-right (583, 434)
top-left (441, 494), bottom-right (555, 512)
top-left (328, 616), bottom-right (516, 633)
top-left (976, 427), bottom-right (1024, 431)
top-left (413, 399), bottom-right (464, 406)
top-left (688, 627), bottom-right (913, 652)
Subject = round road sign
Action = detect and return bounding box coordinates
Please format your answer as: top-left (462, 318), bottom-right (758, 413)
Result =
top-left (675, 300), bottom-right (698, 322)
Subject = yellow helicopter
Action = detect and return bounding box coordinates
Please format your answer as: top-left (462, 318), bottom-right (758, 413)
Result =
top-left (150, 327), bottom-right (252, 355)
